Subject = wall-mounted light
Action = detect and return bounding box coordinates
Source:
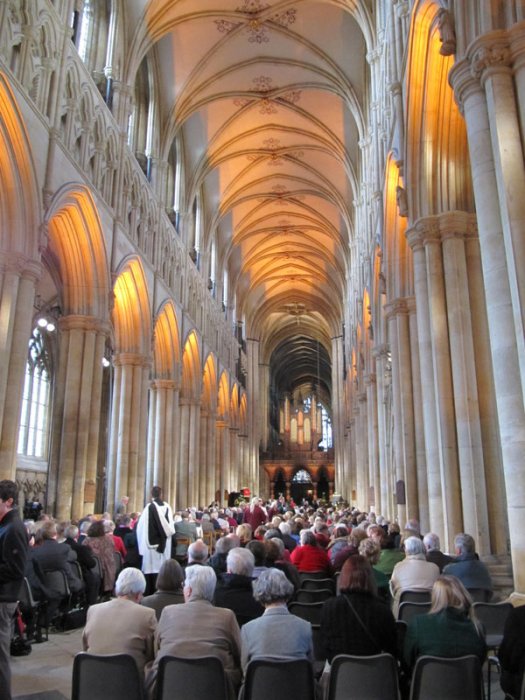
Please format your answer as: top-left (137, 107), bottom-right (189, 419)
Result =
top-left (37, 317), bottom-right (56, 332)
top-left (102, 357), bottom-right (110, 368)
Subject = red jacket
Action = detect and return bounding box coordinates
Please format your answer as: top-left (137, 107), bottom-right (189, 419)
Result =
top-left (290, 543), bottom-right (330, 573)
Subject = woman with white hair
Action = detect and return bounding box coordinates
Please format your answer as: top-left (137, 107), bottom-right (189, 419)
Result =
top-left (81, 567), bottom-right (156, 674)
top-left (389, 536), bottom-right (440, 616)
top-left (240, 568), bottom-right (313, 671)
top-left (146, 565), bottom-right (242, 699)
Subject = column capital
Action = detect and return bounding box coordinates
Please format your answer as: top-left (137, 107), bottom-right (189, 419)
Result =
top-left (364, 373), bottom-right (376, 387)
top-left (0, 251), bottom-right (42, 282)
top-left (384, 297), bottom-right (410, 319)
top-left (406, 212), bottom-right (476, 249)
top-left (150, 379), bottom-right (178, 391)
top-left (113, 352), bottom-right (151, 368)
top-left (372, 343), bottom-right (390, 359)
top-left (58, 315), bottom-right (111, 334)
top-left (468, 32), bottom-right (512, 85)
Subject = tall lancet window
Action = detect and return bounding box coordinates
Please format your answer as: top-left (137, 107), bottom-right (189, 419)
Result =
top-left (17, 325), bottom-right (54, 459)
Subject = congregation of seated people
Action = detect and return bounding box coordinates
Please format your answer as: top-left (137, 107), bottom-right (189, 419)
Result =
top-left (13, 494), bottom-right (525, 700)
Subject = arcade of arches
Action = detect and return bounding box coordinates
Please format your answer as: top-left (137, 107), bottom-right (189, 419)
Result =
top-left (0, 1), bottom-right (524, 593)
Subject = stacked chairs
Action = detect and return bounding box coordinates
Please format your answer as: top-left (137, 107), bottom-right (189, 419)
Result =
top-left (408, 655), bottom-right (484, 700)
top-left (327, 653), bottom-right (400, 700)
top-left (72, 653), bottom-right (145, 700)
top-left (156, 656), bottom-right (229, 700)
top-left (243, 658), bottom-right (315, 700)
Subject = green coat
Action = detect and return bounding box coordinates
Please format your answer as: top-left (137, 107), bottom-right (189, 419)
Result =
top-left (404, 608), bottom-right (486, 670)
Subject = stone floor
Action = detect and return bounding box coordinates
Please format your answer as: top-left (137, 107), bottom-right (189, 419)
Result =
top-left (11, 627), bottom-right (507, 700)
top-left (12, 628), bottom-right (83, 699)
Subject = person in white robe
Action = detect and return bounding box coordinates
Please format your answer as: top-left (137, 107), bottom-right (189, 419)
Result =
top-left (136, 487), bottom-right (175, 589)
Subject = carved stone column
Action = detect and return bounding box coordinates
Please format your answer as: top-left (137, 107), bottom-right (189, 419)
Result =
top-left (364, 373), bottom-right (380, 515)
top-left (441, 214), bottom-right (490, 553)
top-left (106, 352), bottom-right (150, 513)
top-left (373, 345), bottom-right (390, 518)
top-left (406, 227), bottom-right (445, 545)
top-left (0, 253), bottom-right (41, 479)
top-left (451, 50), bottom-right (525, 590)
top-left (146, 379), bottom-right (180, 507)
top-left (49, 315), bottom-right (109, 519)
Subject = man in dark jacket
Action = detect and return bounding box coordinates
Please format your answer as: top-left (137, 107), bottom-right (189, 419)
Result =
top-left (0, 480), bottom-right (29, 700)
top-left (214, 547), bottom-right (264, 627)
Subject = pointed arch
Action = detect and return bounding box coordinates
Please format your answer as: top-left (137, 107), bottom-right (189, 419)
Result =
top-left (181, 330), bottom-right (201, 400)
top-left (239, 391), bottom-right (247, 435)
top-left (384, 155), bottom-right (411, 300)
top-left (405, 0), bottom-right (473, 219)
top-left (153, 300), bottom-right (181, 379)
top-left (112, 257), bottom-right (151, 354)
top-left (45, 186), bottom-right (110, 318)
top-left (218, 371), bottom-right (230, 423)
top-left (201, 353), bottom-right (218, 411)
top-left (0, 70), bottom-right (40, 257)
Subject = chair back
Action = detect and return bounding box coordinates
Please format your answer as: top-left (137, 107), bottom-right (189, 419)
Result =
top-left (466, 587), bottom-right (492, 603)
top-left (156, 655), bottom-right (229, 700)
top-left (72, 652), bottom-right (145, 700)
top-left (298, 571), bottom-right (330, 585)
top-left (397, 601), bottom-right (431, 623)
top-left (296, 588), bottom-right (334, 604)
top-left (288, 601), bottom-right (323, 625)
top-left (243, 658), bottom-right (315, 700)
top-left (91, 554), bottom-right (104, 582)
top-left (409, 655), bottom-right (483, 700)
top-left (43, 569), bottom-right (71, 612)
top-left (327, 653), bottom-right (400, 700)
top-left (300, 577), bottom-right (336, 593)
top-left (18, 577), bottom-right (37, 609)
top-left (472, 601), bottom-right (513, 648)
top-left (113, 550), bottom-right (123, 576)
top-left (398, 589), bottom-right (431, 605)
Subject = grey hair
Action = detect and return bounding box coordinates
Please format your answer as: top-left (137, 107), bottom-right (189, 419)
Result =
top-left (103, 519), bottom-right (115, 533)
top-left (184, 564), bottom-right (216, 602)
top-left (80, 521), bottom-right (91, 534)
top-left (270, 537), bottom-right (285, 557)
top-left (115, 567), bottom-right (146, 596)
top-left (65, 524), bottom-right (79, 539)
top-left (300, 529), bottom-right (317, 546)
top-left (279, 522), bottom-right (291, 536)
top-left (423, 532), bottom-right (440, 552)
top-left (252, 568), bottom-right (294, 605)
top-left (188, 539), bottom-right (209, 563)
top-left (227, 547), bottom-right (255, 577)
top-left (454, 533), bottom-right (476, 555)
top-left (404, 536), bottom-right (426, 556)
top-left (215, 534), bottom-right (239, 555)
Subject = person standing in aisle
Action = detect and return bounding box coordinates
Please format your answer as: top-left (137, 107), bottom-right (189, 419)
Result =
top-left (0, 480), bottom-right (29, 700)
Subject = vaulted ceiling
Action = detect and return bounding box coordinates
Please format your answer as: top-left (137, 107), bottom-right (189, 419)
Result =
top-left (128, 0), bottom-right (373, 407)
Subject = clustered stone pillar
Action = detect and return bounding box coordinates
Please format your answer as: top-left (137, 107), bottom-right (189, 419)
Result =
top-left (0, 253), bottom-right (40, 479)
top-left (49, 315), bottom-right (108, 519)
top-left (147, 379), bottom-right (180, 508)
top-left (451, 36), bottom-right (525, 589)
top-left (106, 352), bottom-right (150, 513)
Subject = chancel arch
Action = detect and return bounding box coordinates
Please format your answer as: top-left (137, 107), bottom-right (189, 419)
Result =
top-left (44, 185), bottom-right (110, 519)
top-left (177, 330), bottom-right (202, 508)
top-left (107, 257), bottom-right (152, 512)
top-left (147, 301), bottom-right (182, 504)
top-left (0, 71), bottom-right (42, 481)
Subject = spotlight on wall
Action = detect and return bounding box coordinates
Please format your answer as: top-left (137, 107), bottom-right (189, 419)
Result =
top-left (102, 357), bottom-right (110, 368)
top-left (37, 317), bottom-right (56, 332)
